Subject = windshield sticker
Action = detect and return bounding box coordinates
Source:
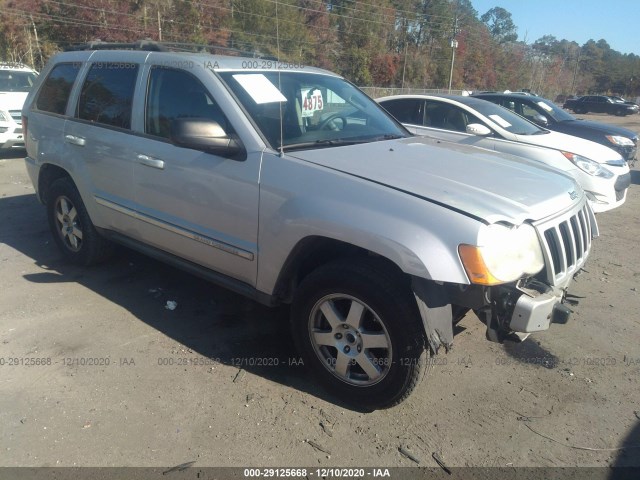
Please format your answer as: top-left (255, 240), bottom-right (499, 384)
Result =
top-left (488, 114), bottom-right (512, 128)
top-left (301, 89), bottom-right (324, 117)
top-left (232, 74), bottom-right (287, 104)
top-left (537, 101), bottom-right (553, 112)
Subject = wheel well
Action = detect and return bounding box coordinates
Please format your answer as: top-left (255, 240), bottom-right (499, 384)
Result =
top-left (38, 164), bottom-right (72, 204)
top-left (273, 236), bottom-right (406, 303)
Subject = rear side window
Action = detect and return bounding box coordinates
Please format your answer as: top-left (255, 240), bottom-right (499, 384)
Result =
top-left (77, 63), bottom-right (139, 129)
top-left (35, 63), bottom-right (80, 115)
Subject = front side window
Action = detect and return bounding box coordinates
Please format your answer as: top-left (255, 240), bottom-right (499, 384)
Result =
top-left (423, 102), bottom-right (481, 132)
top-left (77, 63), bottom-right (138, 129)
top-left (218, 71), bottom-right (408, 151)
top-left (529, 98), bottom-right (574, 122)
top-left (35, 63), bottom-right (80, 115)
top-left (467, 100), bottom-right (543, 136)
top-left (520, 102), bottom-right (541, 121)
top-left (145, 66), bottom-right (233, 140)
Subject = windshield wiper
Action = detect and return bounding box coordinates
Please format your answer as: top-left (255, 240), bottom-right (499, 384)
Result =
top-left (282, 133), bottom-right (406, 152)
top-left (369, 133), bottom-right (405, 141)
top-left (283, 138), bottom-right (372, 152)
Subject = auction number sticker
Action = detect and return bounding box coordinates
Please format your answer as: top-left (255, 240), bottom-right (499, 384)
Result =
top-left (301, 89), bottom-right (323, 117)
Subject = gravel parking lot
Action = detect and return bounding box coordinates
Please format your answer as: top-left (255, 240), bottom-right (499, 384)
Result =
top-left (1, 113), bottom-right (639, 473)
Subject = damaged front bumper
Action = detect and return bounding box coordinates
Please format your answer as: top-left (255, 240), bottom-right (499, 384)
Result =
top-left (508, 281), bottom-right (571, 333)
top-left (413, 199), bottom-right (598, 352)
top-left (412, 276), bottom-right (579, 353)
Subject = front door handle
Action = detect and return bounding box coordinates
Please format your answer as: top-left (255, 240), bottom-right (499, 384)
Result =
top-left (65, 134), bottom-right (86, 146)
top-left (137, 154), bottom-right (165, 170)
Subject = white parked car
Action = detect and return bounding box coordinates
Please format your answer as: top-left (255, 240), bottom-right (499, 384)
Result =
top-left (0, 62), bottom-right (38, 150)
top-left (377, 95), bottom-right (631, 213)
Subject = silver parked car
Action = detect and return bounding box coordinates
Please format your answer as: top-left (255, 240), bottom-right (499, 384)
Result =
top-left (23, 42), bottom-right (597, 408)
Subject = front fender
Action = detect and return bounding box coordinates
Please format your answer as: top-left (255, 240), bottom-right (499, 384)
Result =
top-left (256, 153), bottom-right (483, 294)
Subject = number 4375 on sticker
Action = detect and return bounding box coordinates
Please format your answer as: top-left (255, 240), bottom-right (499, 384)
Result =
top-left (301, 89), bottom-right (323, 117)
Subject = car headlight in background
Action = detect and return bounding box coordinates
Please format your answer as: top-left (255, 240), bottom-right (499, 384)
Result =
top-left (605, 158), bottom-right (627, 167)
top-left (458, 223), bottom-right (545, 285)
top-left (561, 152), bottom-right (614, 178)
top-left (605, 135), bottom-right (634, 147)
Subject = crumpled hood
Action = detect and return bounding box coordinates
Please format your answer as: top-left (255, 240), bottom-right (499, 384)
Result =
top-left (288, 136), bottom-right (582, 225)
top-left (515, 130), bottom-right (623, 163)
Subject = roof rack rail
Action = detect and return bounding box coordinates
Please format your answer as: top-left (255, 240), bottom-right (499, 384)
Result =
top-left (64, 40), bottom-right (277, 59)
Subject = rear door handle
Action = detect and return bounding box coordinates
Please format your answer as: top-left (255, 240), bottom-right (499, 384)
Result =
top-left (64, 134), bottom-right (86, 146)
top-left (137, 154), bottom-right (165, 170)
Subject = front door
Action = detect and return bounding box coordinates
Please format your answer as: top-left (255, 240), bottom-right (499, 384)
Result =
top-left (131, 66), bottom-right (261, 285)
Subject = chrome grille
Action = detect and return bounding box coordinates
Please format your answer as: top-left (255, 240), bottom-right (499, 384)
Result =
top-left (9, 110), bottom-right (21, 124)
top-left (535, 201), bottom-right (596, 286)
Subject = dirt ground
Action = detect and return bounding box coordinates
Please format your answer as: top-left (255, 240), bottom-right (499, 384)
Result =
top-left (1, 113), bottom-right (639, 471)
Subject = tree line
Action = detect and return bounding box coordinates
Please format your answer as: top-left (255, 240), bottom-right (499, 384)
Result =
top-left (1, 0), bottom-right (639, 99)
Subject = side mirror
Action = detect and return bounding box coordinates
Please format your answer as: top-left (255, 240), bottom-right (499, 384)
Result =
top-left (531, 114), bottom-right (549, 127)
top-left (171, 118), bottom-right (244, 158)
top-left (466, 123), bottom-right (492, 136)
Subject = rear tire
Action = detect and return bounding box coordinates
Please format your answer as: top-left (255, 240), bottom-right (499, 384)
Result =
top-left (291, 260), bottom-right (427, 409)
top-left (46, 177), bottom-right (113, 265)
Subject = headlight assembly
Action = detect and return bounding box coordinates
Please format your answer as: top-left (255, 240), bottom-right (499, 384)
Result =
top-left (605, 135), bottom-right (634, 147)
top-left (458, 223), bottom-right (544, 286)
top-left (561, 152), bottom-right (614, 178)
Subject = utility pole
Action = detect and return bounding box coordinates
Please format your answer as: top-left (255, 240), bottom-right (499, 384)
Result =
top-left (143, 5), bottom-right (147, 33)
top-left (448, 15), bottom-right (459, 94)
top-left (401, 40), bottom-right (408, 91)
top-left (30, 15), bottom-right (43, 69)
top-left (570, 49), bottom-right (581, 94)
top-left (25, 26), bottom-right (34, 68)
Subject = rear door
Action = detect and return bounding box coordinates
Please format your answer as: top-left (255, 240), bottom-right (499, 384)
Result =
top-left (63, 58), bottom-right (142, 232)
top-left (27, 62), bottom-right (82, 180)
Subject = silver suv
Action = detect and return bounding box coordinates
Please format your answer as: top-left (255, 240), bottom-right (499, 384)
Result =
top-left (23, 43), bottom-right (597, 408)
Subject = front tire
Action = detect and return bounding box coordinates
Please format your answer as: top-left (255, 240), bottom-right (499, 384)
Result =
top-left (291, 260), bottom-right (427, 409)
top-left (46, 177), bottom-right (113, 265)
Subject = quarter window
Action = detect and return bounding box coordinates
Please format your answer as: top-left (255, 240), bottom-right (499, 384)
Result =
top-left (77, 63), bottom-right (139, 129)
top-left (35, 63), bottom-right (80, 115)
top-left (145, 66), bottom-right (232, 140)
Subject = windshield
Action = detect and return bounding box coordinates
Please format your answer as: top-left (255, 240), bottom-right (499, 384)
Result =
top-left (0, 71), bottom-right (37, 92)
top-left (532, 98), bottom-right (575, 122)
top-left (218, 71), bottom-right (408, 150)
top-left (470, 100), bottom-right (545, 135)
